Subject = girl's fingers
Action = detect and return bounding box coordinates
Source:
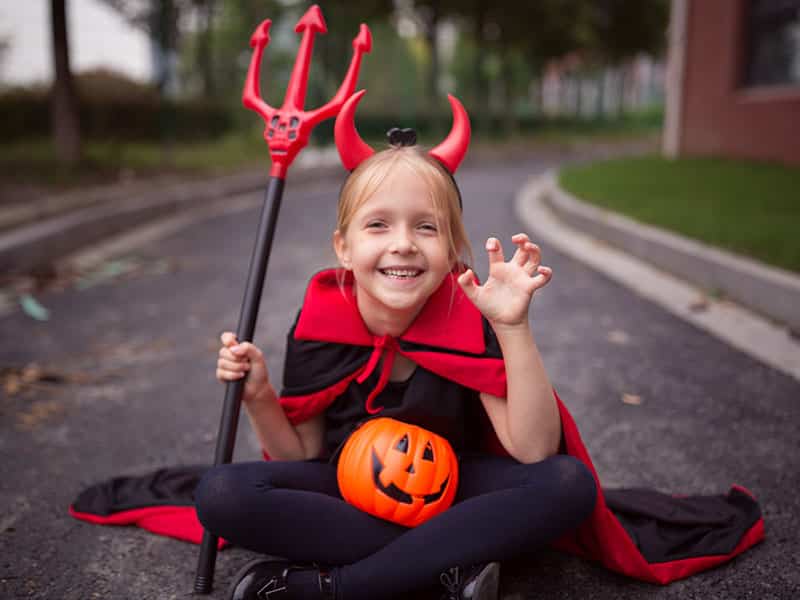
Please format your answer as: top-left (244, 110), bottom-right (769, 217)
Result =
top-left (511, 233), bottom-right (530, 244)
top-left (231, 341), bottom-right (262, 359)
top-left (531, 266), bottom-right (553, 289)
top-left (457, 269), bottom-right (479, 300)
top-left (485, 237), bottom-right (505, 265)
top-left (218, 341), bottom-right (262, 360)
top-left (219, 347), bottom-right (243, 361)
top-left (511, 245), bottom-right (529, 267)
top-left (511, 234), bottom-right (530, 266)
top-left (217, 357), bottom-right (250, 372)
top-left (520, 242), bottom-right (541, 273)
top-left (220, 331), bottom-right (237, 347)
top-left (217, 368), bottom-right (247, 381)
top-left (511, 236), bottom-right (541, 270)
top-left (524, 241), bottom-right (541, 264)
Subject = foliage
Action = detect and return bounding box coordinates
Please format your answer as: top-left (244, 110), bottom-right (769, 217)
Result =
top-left (586, 0), bottom-right (670, 63)
top-left (0, 72), bottom-right (230, 142)
top-left (37, 0), bottom-right (670, 165)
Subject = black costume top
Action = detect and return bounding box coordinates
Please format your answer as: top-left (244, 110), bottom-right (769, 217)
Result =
top-left (70, 268), bottom-right (764, 585)
top-left (320, 367), bottom-right (486, 459)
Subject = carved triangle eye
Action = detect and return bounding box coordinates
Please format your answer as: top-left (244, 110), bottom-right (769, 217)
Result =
top-left (395, 434), bottom-right (409, 453)
top-left (423, 442), bottom-right (434, 461)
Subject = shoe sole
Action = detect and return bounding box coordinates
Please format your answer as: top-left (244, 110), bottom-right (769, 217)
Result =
top-left (225, 557), bottom-right (285, 600)
top-left (470, 562), bottom-right (500, 600)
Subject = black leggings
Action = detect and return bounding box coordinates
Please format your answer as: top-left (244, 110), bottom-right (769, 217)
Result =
top-left (196, 454), bottom-right (596, 600)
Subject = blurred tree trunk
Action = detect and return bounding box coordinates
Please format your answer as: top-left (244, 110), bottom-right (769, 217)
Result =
top-left (195, 0), bottom-right (215, 98)
top-left (501, 48), bottom-right (517, 136)
top-left (472, 0), bottom-right (489, 135)
top-left (151, 0), bottom-right (178, 163)
top-left (423, 3), bottom-right (441, 134)
top-left (50, 0), bottom-right (81, 164)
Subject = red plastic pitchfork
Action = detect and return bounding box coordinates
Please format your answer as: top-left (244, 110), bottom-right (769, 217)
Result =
top-left (194, 6), bottom-right (371, 593)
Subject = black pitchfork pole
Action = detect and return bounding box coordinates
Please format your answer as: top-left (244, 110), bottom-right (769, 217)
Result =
top-left (194, 6), bottom-right (371, 593)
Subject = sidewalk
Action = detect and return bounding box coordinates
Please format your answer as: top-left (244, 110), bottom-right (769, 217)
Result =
top-left (0, 146), bottom-right (343, 276)
top-left (0, 138), bottom-right (658, 279)
top-left (4, 148), bottom-right (798, 381)
top-left (516, 170), bottom-right (800, 381)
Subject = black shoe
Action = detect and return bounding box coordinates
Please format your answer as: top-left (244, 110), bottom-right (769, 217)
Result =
top-left (439, 562), bottom-right (500, 600)
top-left (227, 558), bottom-right (293, 600)
top-left (226, 558), bottom-right (335, 600)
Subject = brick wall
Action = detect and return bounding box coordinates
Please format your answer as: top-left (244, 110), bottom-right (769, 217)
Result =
top-left (679, 0), bottom-right (800, 165)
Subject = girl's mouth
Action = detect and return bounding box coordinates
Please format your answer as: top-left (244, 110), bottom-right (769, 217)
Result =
top-left (379, 268), bottom-right (423, 279)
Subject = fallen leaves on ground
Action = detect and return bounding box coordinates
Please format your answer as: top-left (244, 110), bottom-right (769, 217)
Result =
top-left (1, 363), bottom-right (94, 396)
top-left (622, 393), bottom-right (643, 406)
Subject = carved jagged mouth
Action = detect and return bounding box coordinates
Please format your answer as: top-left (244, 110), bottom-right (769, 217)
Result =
top-left (371, 449), bottom-right (449, 505)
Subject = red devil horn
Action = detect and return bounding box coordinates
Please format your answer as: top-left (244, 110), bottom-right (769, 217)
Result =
top-left (335, 90), bottom-right (375, 171)
top-left (429, 95), bottom-right (471, 174)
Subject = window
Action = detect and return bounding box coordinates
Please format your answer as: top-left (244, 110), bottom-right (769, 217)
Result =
top-left (745, 0), bottom-right (800, 86)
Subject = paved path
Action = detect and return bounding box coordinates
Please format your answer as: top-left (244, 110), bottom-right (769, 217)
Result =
top-left (1, 155), bottom-right (798, 599)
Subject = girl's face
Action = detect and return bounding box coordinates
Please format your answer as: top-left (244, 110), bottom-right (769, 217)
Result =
top-left (334, 164), bottom-right (453, 334)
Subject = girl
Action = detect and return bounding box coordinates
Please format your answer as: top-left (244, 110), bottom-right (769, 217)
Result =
top-left (195, 94), bottom-right (597, 600)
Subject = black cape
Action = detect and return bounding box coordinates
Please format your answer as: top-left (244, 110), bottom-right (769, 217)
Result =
top-left (71, 269), bottom-right (763, 584)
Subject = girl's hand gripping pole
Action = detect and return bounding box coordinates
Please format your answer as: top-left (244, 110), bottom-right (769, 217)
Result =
top-left (194, 6), bottom-right (370, 593)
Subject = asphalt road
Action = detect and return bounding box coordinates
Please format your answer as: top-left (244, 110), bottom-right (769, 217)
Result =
top-left (1, 155), bottom-right (798, 599)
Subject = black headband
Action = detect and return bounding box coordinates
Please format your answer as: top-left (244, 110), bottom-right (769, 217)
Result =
top-left (380, 127), bottom-right (463, 210)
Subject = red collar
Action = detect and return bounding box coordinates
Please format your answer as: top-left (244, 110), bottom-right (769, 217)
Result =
top-left (294, 269), bottom-right (485, 354)
top-left (294, 269), bottom-right (486, 414)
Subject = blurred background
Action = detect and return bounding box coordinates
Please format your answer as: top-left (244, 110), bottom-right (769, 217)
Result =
top-left (0, 0), bottom-right (671, 176)
top-left (0, 0), bottom-right (800, 278)
top-left (0, 0), bottom-right (798, 276)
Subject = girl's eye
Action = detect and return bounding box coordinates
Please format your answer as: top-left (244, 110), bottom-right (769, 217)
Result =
top-left (366, 221), bottom-right (386, 229)
top-left (418, 223), bottom-right (438, 232)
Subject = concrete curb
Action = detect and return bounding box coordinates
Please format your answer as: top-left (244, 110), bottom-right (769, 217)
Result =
top-left (0, 148), bottom-right (342, 275)
top-left (541, 170), bottom-right (800, 334)
top-left (516, 172), bottom-right (800, 382)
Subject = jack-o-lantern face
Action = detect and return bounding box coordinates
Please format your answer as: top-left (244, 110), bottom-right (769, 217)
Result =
top-left (337, 418), bottom-right (459, 527)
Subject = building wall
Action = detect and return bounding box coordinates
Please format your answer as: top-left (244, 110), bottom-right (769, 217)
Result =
top-left (679, 0), bottom-right (800, 165)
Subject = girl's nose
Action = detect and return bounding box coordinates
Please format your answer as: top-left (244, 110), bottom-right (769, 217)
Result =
top-left (390, 229), bottom-right (418, 254)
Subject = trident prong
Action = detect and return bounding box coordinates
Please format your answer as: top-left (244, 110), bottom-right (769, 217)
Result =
top-left (242, 19), bottom-right (273, 122)
top-left (242, 4), bottom-right (372, 179)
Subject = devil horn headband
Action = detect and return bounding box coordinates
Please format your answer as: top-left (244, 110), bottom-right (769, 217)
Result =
top-left (335, 90), bottom-right (471, 173)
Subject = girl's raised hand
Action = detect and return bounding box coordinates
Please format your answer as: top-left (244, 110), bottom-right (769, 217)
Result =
top-left (216, 332), bottom-right (271, 405)
top-left (457, 234), bottom-right (553, 329)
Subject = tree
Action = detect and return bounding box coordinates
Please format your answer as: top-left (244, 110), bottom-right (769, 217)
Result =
top-left (0, 35), bottom-right (10, 83)
top-left (50, 0), bottom-right (81, 164)
top-left (100, 0), bottom-right (188, 96)
top-left (586, 0), bottom-right (670, 115)
top-left (445, 0), bottom-right (595, 132)
top-left (192, 0), bottom-right (216, 98)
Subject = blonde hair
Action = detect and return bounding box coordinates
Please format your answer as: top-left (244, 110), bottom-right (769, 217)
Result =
top-left (336, 146), bottom-right (473, 270)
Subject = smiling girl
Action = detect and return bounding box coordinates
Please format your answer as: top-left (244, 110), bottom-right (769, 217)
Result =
top-left (195, 94), bottom-right (597, 600)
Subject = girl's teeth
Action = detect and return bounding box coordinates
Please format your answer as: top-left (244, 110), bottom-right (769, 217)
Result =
top-left (382, 269), bottom-right (420, 278)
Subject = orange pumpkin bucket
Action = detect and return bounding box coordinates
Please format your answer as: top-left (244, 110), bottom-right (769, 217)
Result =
top-left (337, 417), bottom-right (459, 527)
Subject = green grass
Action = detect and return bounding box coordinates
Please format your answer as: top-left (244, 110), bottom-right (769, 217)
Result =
top-left (559, 156), bottom-right (800, 273)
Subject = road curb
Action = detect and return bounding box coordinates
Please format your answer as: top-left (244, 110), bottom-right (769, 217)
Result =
top-left (0, 149), bottom-right (342, 275)
top-left (540, 170), bottom-right (800, 334)
top-left (516, 172), bottom-right (800, 382)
